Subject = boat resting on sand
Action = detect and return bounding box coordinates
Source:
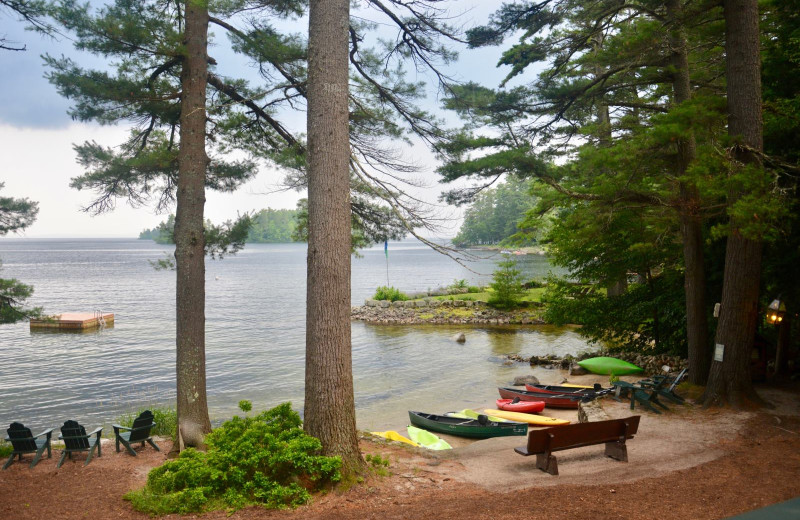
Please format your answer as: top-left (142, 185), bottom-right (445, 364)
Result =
top-left (445, 408), bottom-right (509, 422)
top-left (496, 399), bottom-right (545, 413)
top-left (483, 408), bottom-right (570, 426)
top-left (498, 387), bottom-right (585, 409)
top-left (408, 411), bottom-right (527, 439)
top-left (524, 383), bottom-right (604, 394)
top-left (369, 430), bottom-right (420, 447)
top-left (577, 356), bottom-right (643, 375)
top-left (406, 426), bottom-right (452, 450)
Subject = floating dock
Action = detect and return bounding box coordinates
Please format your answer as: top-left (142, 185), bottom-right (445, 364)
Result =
top-left (30, 312), bottom-right (114, 331)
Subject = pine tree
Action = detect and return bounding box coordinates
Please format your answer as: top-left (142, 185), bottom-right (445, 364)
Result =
top-left (0, 183), bottom-right (41, 323)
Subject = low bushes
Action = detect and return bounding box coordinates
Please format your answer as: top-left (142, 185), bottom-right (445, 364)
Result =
top-left (373, 286), bottom-right (408, 302)
top-left (125, 402), bottom-right (341, 514)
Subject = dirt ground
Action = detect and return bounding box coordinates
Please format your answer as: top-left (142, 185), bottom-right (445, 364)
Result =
top-left (2, 381), bottom-right (800, 520)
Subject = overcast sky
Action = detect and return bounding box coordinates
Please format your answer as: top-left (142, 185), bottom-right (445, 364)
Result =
top-left (0, 1), bottom-right (513, 238)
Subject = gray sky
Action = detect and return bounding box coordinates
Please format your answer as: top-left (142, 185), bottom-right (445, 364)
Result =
top-left (0, 1), bottom-right (513, 238)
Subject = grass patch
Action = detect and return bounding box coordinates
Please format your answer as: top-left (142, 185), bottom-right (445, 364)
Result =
top-left (427, 287), bottom-right (545, 304)
top-left (0, 440), bottom-right (12, 458)
top-left (116, 406), bottom-right (177, 439)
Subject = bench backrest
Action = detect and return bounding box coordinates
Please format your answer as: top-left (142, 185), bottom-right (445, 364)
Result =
top-left (61, 420), bottom-right (89, 450)
top-left (7, 422), bottom-right (36, 451)
top-left (526, 416), bottom-right (640, 454)
top-left (128, 410), bottom-right (155, 443)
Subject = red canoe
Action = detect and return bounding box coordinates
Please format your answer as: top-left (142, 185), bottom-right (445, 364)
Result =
top-left (497, 387), bottom-right (583, 409)
top-left (495, 399), bottom-right (545, 413)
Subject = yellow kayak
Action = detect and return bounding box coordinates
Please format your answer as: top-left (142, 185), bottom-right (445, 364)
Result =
top-left (483, 409), bottom-right (570, 426)
top-left (561, 383), bottom-right (594, 389)
top-left (369, 430), bottom-right (420, 447)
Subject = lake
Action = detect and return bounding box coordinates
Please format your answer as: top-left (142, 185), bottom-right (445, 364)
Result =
top-left (0, 238), bottom-right (593, 432)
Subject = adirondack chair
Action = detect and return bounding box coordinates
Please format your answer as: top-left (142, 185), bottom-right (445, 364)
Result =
top-left (3, 422), bottom-right (54, 470)
top-left (112, 410), bottom-right (160, 456)
top-left (57, 420), bottom-right (102, 467)
top-left (638, 367), bottom-right (688, 404)
top-left (611, 380), bottom-right (668, 414)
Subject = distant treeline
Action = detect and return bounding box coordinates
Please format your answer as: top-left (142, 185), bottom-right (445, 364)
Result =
top-left (452, 177), bottom-right (541, 248)
top-left (139, 209), bottom-right (299, 244)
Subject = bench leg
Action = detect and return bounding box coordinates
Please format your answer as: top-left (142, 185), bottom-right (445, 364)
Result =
top-left (604, 440), bottom-right (629, 462)
top-left (2, 453), bottom-right (14, 470)
top-left (536, 453), bottom-right (559, 475)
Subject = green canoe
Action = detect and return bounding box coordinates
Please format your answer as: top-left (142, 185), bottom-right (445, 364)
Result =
top-left (408, 411), bottom-right (527, 439)
top-left (578, 356), bottom-right (644, 375)
top-left (406, 425), bottom-right (452, 450)
top-left (445, 408), bottom-right (510, 422)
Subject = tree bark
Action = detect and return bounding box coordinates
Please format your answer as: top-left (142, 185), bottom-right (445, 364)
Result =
top-left (174, 0), bottom-right (212, 449)
top-left (304, 0), bottom-right (363, 475)
top-left (666, 0), bottom-right (710, 385)
top-left (703, 0), bottom-right (763, 407)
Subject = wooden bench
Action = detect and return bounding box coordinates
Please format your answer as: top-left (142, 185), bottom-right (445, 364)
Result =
top-left (514, 416), bottom-right (640, 475)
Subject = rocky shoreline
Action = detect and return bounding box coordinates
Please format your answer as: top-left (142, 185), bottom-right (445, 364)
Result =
top-left (351, 299), bottom-right (546, 325)
top-left (352, 299), bottom-right (688, 376)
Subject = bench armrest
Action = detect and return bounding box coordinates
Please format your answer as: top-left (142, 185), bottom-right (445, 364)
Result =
top-left (87, 427), bottom-right (103, 438)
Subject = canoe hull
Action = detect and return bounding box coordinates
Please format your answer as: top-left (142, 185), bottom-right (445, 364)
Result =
top-left (498, 387), bottom-right (582, 409)
top-left (495, 399), bottom-right (546, 413)
top-left (408, 411), bottom-right (528, 438)
top-left (524, 384), bottom-right (607, 395)
top-left (577, 356), bottom-right (643, 375)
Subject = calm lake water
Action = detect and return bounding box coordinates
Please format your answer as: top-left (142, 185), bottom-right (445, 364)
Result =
top-left (0, 238), bottom-right (592, 432)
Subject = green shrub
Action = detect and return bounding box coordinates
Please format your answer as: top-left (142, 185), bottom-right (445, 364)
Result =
top-left (117, 406), bottom-right (177, 439)
top-left (125, 402), bottom-right (341, 514)
top-left (467, 285), bottom-right (481, 293)
top-left (373, 286), bottom-right (408, 302)
top-left (0, 440), bottom-right (11, 458)
top-left (448, 279), bottom-right (468, 290)
top-left (487, 258), bottom-right (527, 310)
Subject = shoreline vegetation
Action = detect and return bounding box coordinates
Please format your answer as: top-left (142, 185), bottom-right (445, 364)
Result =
top-left (351, 299), bottom-right (546, 325)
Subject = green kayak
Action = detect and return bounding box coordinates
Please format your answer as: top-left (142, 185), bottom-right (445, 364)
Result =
top-left (406, 425), bottom-right (452, 450)
top-left (578, 356), bottom-right (644, 375)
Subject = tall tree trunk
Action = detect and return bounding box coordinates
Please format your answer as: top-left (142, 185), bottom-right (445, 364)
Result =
top-left (174, 0), bottom-right (211, 449)
top-left (593, 35), bottom-right (627, 298)
top-left (304, 0), bottom-right (363, 475)
top-left (703, 0), bottom-right (763, 407)
top-left (666, 0), bottom-right (710, 384)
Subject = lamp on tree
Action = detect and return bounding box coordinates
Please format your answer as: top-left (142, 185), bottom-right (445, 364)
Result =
top-left (766, 298), bottom-right (786, 325)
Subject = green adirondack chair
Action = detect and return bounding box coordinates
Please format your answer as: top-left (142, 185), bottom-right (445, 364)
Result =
top-left (112, 410), bottom-right (160, 456)
top-left (611, 381), bottom-right (668, 414)
top-left (3, 422), bottom-right (54, 469)
top-left (57, 420), bottom-right (102, 467)
top-left (638, 367), bottom-right (688, 404)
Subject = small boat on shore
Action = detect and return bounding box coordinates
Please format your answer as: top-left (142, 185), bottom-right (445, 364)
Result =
top-left (408, 411), bottom-right (528, 438)
top-left (577, 356), bottom-right (643, 375)
top-left (497, 387), bottom-right (584, 409)
top-left (483, 408), bottom-right (570, 426)
top-left (524, 383), bottom-right (606, 395)
top-left (495, 398), bottom-right (545, 413)
top-left (406, 426), bottom-right (452, 450)
top-left (445, 408), bottom-right (510, 422)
